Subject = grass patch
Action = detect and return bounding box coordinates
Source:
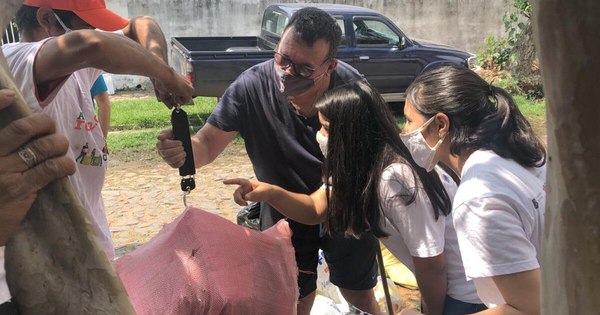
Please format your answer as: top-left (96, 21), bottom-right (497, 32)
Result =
top-left (107, 95), bottom-right (546, 156)
top-left (107, 128), bottom-right (162, 152)
top-left (110, 97), bottom-right (217, 132)
top-left (513, 95), bottom-right (546, 137)
top-left (107, 96), bottom-right (243, 159)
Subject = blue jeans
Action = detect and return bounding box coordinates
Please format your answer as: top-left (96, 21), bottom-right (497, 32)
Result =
top-left (443, 295), bottom-right (487, 315)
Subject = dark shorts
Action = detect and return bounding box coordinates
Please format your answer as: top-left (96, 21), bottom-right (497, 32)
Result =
top-left (443, 295), bottom-right (487, 315)
top-left (261, 204), bottom-right (379, 298)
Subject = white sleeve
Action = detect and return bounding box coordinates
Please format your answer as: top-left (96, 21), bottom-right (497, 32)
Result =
top-left (453, 196), bottom-right (539, 280)
top-left (0, 247), bottom-right (10, 304)
top-left (379, 164), bottom-right (445, 258)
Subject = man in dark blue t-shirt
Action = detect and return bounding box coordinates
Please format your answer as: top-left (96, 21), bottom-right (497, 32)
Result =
top-left (157, 7), bottom-right (380, 314)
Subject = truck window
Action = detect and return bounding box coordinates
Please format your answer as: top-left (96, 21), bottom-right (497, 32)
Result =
top-left (262, 10), bottom-right (289, 36)
top-left (353, 18), bottom-right (400, 47)
top-left (335, 17), bottom-right (347, 47)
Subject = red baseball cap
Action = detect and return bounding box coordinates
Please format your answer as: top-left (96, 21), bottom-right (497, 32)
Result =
top-left (23, 0), bottom-right (129, 31)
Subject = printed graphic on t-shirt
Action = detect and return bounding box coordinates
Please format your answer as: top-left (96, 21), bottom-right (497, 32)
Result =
top-left (73, 112), bottom-right (108, 166)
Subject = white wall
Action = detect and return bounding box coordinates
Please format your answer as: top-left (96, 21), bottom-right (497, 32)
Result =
top-left (106, 0), bottom-right (511, 90)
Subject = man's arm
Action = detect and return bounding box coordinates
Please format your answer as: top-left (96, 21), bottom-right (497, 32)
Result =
top-left (157, 123), bottom-right (236, 169)
top-left (33, 30), bottom-right (192, 105)
top-left (120, 16), bottom-right (178, 107)
top-left (122, 16), bottom-right (168, 63)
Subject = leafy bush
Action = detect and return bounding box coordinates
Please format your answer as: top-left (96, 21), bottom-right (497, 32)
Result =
top-left (476, 36), bottom-right (513, 70)
top-left (476, 0), bottom-right (543, 99)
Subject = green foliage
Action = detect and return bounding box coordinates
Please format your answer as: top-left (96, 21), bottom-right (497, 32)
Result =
top-left (477, 0), bottom-right (532, 71)
top-left (477, 0), bottom-right (542, 99)
top-left (476, 36), bottom-right (513, 70)
top-left (503, 0), bottom-right (531, 46)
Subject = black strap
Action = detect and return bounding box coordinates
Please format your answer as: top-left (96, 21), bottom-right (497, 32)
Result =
top-left (171, 107), bottom-right (196, 192)
top-left (376, 245), bottom-right (394, 315)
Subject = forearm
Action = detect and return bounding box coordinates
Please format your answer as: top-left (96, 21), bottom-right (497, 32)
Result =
top-left (96, 96), bottom-right (111, 139)
top-left (473, 304), bottom-right (529, 315)
top-left (36, 30), bottom-right (174, 85)
top-left (89, 32), bottom-right (173, 82)
top-left (191, 125), bottom-right (236, 168)
top-left (472, 270), bottom-right (541, 315)
top-left (124, 16), bottom-right (169, 62)
top-left (267, 187), bottom-right (325, 225)
top-left (413, 256), bottom-right (447, 315)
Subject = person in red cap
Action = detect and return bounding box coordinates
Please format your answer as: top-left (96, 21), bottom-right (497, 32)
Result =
top-left (0, 0), bottom-right (192, 282)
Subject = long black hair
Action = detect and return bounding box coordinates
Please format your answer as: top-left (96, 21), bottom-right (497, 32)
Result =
top-left (407, 64), bottom-right (546, 168)
top-left (316, 81), bottom-right (451, 238)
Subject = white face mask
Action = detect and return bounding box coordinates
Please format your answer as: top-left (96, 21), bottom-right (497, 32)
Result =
top-left (316, 130), bottom-right (328, 158)
top-left (53, 12), bottom-right (72, 33)
top-left (399, 116), bottom-right (445, 172)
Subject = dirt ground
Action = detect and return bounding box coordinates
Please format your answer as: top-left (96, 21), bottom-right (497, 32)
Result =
top-left (105, 143), bottom-right (254, 255)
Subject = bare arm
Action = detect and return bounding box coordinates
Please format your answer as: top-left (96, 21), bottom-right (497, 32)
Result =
top-left (413, 254), bottom-right (447, 315)
top-left (33, 30), bottom-right (192, 105)
top-left (95, 92), bottom-right (111, 139)
top-left (474, 269), bottom-right (541, 315)
top-left (223, 178), bottom-right (328, 225)
top-left (121, 16), bottom-right (180, 107)
top-left (122, 16), bottom-right (168, 61)
top-left (157, 123), bottom-right (236, 169)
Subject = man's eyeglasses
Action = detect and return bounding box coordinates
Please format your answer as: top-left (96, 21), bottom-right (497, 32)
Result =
top-left (274, 52), bottom-right (330, 78)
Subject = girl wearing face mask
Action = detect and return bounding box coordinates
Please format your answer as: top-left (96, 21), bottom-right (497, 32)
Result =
top-left (400, 65), bottom-right (546, 315)
top-left (225, 81), bottom-right (486, 315)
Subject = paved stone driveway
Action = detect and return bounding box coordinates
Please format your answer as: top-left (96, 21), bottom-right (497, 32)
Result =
top-left (103, 143), bottom-right (254, 256)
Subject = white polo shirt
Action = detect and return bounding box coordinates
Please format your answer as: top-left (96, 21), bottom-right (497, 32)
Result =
top-left (452, 150), bottom-right (545, 306)
top-left (379, 163), bottom-right (481, 304)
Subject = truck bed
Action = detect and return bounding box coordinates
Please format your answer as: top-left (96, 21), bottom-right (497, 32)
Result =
top-left (173, 36), bottom-right (272, 54)
top-left (171, 36), bottom-right (274, 97)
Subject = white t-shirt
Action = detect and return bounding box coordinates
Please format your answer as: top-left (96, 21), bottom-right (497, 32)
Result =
top-left (378, 163), bottom-right (481, 304)
top-left (2, 40), bottom-right (114, 259)
top-left (452, 150), bottom-right (545, 307)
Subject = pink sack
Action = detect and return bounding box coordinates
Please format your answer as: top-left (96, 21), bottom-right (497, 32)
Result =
top-left (114, 207), bottom-right (298, 315)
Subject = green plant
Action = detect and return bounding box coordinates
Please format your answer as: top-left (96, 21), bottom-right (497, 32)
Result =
top-left (476, 36), bottom-right (513, 70)
top-left (503, 0), bottom-right (531, 46)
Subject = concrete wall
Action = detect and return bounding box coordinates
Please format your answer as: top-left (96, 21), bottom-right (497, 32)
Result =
top-left (106, 0), bottom-right (511, 90)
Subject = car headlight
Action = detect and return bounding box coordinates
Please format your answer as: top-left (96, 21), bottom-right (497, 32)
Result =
top-left (467, 54), bottom-right (478, 70)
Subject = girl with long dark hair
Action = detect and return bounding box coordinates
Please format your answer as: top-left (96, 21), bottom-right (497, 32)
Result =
top-left (225, 80), bottom-right (485, 315)
top-left (399, 64), bottom-right (546, 315)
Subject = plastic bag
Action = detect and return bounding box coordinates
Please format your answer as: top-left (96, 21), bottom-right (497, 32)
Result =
top-left (374, 275), bottom-right (404, 314)
top-left (315, 249), bottom-right (404, 315)
top-left (236, 202), bottom-right (260, 230)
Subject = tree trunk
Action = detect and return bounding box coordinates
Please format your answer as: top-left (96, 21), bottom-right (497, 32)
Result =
top-left (0, 1), bottom-right (135, 314)
top-left (533, 0), bottom-right (600, 314)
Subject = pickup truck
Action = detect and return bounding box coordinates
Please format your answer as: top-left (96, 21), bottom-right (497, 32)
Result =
top-left (171, 3), bottom-right (475, 103)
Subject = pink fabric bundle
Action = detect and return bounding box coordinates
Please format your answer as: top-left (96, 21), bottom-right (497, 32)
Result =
top-left (114, 207), bottom-right (298, 315)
